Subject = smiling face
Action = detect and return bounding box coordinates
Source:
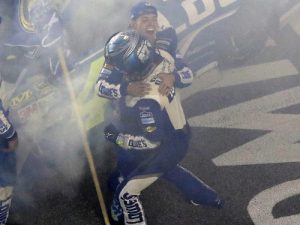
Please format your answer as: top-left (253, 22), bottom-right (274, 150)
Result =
top-left (131, 13), bottom-right (159, 45)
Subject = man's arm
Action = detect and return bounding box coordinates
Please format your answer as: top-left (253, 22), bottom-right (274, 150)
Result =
top-left (0, 101), bottom-right (18, 152)
top-left (156, 27), bottom-right (194, 95)
top-left (157, 53), bottom-right (194, 96)
top-left (96, 62), bottom-right (151, 99)
top-left (173, 52), bottom-right (194, 88)
top-left (95, 63), bottom-right (129, 99)
top-left (104, 99), bottom-right (164, 150)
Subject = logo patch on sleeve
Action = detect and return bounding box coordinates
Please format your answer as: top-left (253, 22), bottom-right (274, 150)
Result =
top-left (140, 111), bottom-right (155, 125)
top-left (0, 111), bottom-right (11, 134)
top-left (101, 68), bottom-right (112, 75)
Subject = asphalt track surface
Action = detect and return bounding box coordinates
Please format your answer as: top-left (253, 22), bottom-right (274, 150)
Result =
top-left (7, 3), bottom-right (300, 225)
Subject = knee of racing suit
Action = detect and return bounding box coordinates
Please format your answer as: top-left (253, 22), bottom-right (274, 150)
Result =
top-left (0, 186), bottom-right (13, 225)
top-left (152, 129), bottom-right (190, 173)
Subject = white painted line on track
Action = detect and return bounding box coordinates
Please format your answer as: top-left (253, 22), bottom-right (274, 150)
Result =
top-left (188, 84), bottom-right (300, 166)
top-left (248, 179), bottom-right (300, 225)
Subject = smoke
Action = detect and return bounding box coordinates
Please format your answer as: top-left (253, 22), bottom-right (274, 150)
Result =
top-left (0, 0), bottom-right (144, 212)
top-left (0, 1), bottom-right (13, 43)
top-left (64, 0), bottom-right (140, 55)
top-left (0, 0), bottom-right (296, 222)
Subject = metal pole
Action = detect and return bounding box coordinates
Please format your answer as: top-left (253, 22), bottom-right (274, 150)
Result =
top-left (57, 48), bottom-right (111, 225)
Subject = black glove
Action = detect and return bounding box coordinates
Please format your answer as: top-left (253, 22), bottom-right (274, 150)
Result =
top-left (104, 123), bottom-right (119, 143)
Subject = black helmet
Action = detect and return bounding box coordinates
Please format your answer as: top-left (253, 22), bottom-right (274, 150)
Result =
top-left (104, 30), bottom-right (156, 80)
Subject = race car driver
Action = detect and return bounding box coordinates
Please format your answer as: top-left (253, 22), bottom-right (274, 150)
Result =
top-left (103, 30), bottom-right (223, 225)
top-left (96, 1), bottom-right (194, 100)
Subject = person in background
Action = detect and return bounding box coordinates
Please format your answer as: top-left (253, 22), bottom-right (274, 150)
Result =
top-left (0, 13), bottom-right (20, 225)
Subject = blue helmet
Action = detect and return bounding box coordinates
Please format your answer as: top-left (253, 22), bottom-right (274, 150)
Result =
top-left (104, 30), bottom-right (156, 80)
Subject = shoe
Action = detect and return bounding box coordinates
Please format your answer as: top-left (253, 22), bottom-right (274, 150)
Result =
top-left (190, 200), bottom-right (200, 206)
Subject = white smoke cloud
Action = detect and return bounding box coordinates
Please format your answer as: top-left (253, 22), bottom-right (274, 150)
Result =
top-left (0, 0), bottom-right (290, 222)
top-left (0, 0), bottom-right (144, 210)
top-left (65, 0), bottom-right (140, 54)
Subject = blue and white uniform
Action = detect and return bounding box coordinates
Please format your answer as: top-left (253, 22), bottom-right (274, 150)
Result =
top-left (104, 50), bottom-right (222, 224)
top-left (96, 27), bottom-right (194, 99)
top-left (0, 99), bottom-right (17, 225)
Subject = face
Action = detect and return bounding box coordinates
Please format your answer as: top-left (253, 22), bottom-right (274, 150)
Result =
top-left (131, 14), bottom-right (159, 44)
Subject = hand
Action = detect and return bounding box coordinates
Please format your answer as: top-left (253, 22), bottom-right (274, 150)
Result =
top-left (157, 73), bottom-right (175, 96)
top-left (104, 124), bottom-right (119, 143)
top-left (127, 81), bottom-right (151, 97)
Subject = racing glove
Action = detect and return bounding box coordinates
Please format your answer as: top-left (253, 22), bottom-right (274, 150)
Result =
top-left (104, 123), bottom-right (119, 143)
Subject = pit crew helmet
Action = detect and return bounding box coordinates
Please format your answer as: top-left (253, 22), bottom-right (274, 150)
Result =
top-left (104, 30), bottom-right (156, 80)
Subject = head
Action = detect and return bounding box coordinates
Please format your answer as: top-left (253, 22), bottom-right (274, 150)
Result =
top-left (129, 2), bottom-right (159, 44)
top-left (105, 30), bottom-right (158, 81)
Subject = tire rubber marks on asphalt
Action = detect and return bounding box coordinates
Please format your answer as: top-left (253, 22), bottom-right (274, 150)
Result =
top-left (186, 60), bottom-right (300, 165)
top-left (248, 179), bottom-right (300, 225)
top-left (209, 60), bottom-right (298, 89)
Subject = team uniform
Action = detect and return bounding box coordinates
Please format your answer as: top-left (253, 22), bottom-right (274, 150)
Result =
top-left (102, 31), bottom-right (223, 225)
top-left (0, 100), bottom-right (17, 225)
top-left (96, 27), bottom-right (194, 99)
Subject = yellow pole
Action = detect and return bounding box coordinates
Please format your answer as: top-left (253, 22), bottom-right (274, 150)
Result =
top-left (57, 48), bottom-right (111, 225)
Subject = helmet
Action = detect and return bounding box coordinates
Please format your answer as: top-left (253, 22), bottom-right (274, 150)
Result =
top-left (104, 30), bottom-right (156, 80)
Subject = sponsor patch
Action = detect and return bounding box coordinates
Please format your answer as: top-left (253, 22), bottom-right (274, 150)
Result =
top-left (140, 111), bottom-right (155, 124)
top-left (116, 136), bottom-right (125, 146)
top-left (138, 106), bottom-right (150, 111)
top-left (128, 139), bottom-right (147, 148)
top-left (121, 193), bottom-right (144, 224)
top-left (145, 126), bottom-right (157, 133)
top-left (178, 67), bottom-right (192, 79)
top-left (101, 68), bottom-right (112, 75)
top-left (9, 90), bottom-right (33, 107)
top-left (0, 111), bottom-right (11, 134)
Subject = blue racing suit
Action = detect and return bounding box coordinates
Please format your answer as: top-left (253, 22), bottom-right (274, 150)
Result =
top-left (103, 52), bottom-right (222, 224)
top-left (96, 27), bottom-right (194, 99)
top-left (0, 99), bottom-right (17, 225)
